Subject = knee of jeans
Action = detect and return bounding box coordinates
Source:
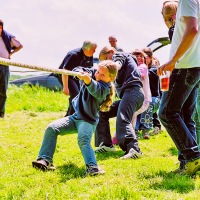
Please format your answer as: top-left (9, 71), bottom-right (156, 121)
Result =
top-left (158, 107), bottom-right (165, 122)
top-left (78, 136), bottom-right (90, 147)
top-left (45, 125), bottom-right (57, 135)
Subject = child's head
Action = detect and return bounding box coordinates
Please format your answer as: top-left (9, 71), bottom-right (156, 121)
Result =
top-left (142, 47), bottom-right (153, 67)
top-left (99, 46), bottom-right (116, 61)
top-left (161, 1), bottom-right (178, 28)
top-left (95, 60), bottom-right (118, 83)
top-left (97, 60), bottom-right (118, 112)
top-left (132, 49), bottom-right (147, 65)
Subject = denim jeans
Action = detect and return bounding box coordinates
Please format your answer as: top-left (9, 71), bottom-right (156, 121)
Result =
top-left (193, 87), bottom-right (200, 149)
top-left (95, 86), bottom-right (144, 153)
top-left (159, 68), bottom-right (200, 161)
top-left (37, 114), bottom-right (97, 166)
top-left (136, 97), bottom-right (160, 131)
top-left (0, 65), bottom-right (10, 115)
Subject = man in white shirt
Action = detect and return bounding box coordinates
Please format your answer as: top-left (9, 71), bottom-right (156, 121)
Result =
top-left (158, 0), bottom-right (200, 175)
top-left (0, 19), bottom-right (23, 118)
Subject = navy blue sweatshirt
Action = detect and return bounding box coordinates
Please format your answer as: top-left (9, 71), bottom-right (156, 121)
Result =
top-left (72, 67), bottom-right (111, 124)
top-left (112, 53), bottom-right (143, 98)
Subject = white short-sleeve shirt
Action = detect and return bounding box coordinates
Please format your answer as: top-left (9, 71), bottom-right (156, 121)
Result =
top-left (170, 0), bottom-right (200, 68)
top-left (0, 36), bottom-right (21, 59)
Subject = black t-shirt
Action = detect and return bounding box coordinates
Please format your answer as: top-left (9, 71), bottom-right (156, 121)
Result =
top-left (59, 48), bottom-right (93, 70)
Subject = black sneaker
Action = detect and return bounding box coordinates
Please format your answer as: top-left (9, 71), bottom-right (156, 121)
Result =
top-left (0, 113), bottom-right (4, 118)
top-left (32, 159), bottom-right (56, 171)
top-left (85, 165), bottom-right (105, 176)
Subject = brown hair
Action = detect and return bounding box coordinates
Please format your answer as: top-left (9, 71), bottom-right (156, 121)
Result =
top-left (132, 49), bottom-right (147, 58)
top-left (142, 47), bottom-right (153, 57)
top-left (98, 60), bottom-right (118, 112)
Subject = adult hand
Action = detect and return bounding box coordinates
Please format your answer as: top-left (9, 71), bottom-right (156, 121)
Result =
top-left (157, 59), bottom-right (176, 76)
top-left (63, 87), bottom-right (70, 95)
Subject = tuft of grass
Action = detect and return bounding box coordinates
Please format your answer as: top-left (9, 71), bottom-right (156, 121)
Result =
top-left (0, 85), bottom-right (200, 199)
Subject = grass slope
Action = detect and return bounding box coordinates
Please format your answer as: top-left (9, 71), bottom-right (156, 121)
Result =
top-left (0, 85), bottom-right (199, 199)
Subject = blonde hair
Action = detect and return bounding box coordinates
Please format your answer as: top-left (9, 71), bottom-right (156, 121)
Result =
top-left (98, 60), bottom-right (118, 112)
top-left (161, 1), bottom-right (178, 28)
top-left (99, 46), bottom-right (116, 61)
top-left (152, 57), bottom-right (160, 67)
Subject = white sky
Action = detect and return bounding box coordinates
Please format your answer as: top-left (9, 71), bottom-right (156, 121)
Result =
top-left (1, 0), bottom-right (171, 74)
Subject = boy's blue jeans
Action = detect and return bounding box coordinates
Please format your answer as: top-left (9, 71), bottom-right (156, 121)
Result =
top-left (159, 68), bottom-right (200, 162)
top-left (37, 114), bottom-right (97, 166)
top-left (0, 65), bottom-right (10, 115)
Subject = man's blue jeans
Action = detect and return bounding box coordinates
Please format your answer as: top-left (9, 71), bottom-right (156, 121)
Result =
top-left (0, 65), bottom-right (10, 115)
top-left (159, 68), bottom-right (200, 162)
top-left (37, 114), bottom-right (97, 166)
top-left (193, 87), bottom-right (200, 148)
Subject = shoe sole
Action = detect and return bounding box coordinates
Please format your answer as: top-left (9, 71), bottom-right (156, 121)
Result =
top-left (183, 159), bottom-right (200, 175)
top-left (85, 170), bottom-right (105, 176)
top-left (32, 161), bottom-right (47, 171)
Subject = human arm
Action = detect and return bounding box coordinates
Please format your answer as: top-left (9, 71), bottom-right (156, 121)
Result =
top-left (138, 64), bottom-right (148, 78)
top-left (62, 74), bottom-right (69, 95)
top-left (60, 53), bottom-right (78, 95)
top-left (158, 16), bottom-right (198, 75)
top-left (9, 37), bottom-right (23, 58)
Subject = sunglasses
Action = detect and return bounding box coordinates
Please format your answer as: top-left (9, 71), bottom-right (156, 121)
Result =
top-left (0, 22), bottom-right (3, 26)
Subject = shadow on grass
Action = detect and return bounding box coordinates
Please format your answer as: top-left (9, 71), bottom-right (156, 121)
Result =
top-left (168, 146), bottom-right (178, 156)
top-left (57, 162), bottom-right (85, 182)
top-left (95, 150), bottom-right (124, 161)
top-left (138, 170), bottom-right (196, 194)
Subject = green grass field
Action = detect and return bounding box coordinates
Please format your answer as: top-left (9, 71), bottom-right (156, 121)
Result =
top-left (0, 85), bottom-right (200, 199)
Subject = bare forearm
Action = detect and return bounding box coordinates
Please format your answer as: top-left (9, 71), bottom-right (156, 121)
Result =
top-left (62, 74), bottom-right (69, 88)
top-left (10, 45), bottom-right (23, 57)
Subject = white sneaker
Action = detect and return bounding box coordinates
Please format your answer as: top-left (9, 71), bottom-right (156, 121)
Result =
top-left (120, 148), bottom-right (143, 159)
top-left (152, 127), bottom-right (162, 135)
top-left (95, 142), bottom-right (116, 153)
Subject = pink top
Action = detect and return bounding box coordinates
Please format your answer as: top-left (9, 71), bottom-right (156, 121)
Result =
top-left (138, 64), bottom-right (152, 102)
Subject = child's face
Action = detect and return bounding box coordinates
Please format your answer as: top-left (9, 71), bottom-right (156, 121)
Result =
top-left (135, 54), bottom-right (145, 65)
top-left (95, 66), bottom-right (113, 83)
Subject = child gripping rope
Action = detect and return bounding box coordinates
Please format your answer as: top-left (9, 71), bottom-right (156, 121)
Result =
top-left (32, 60), bottom-right (118, 176)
